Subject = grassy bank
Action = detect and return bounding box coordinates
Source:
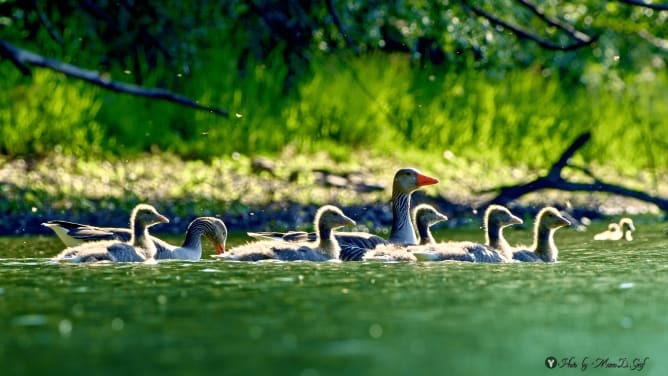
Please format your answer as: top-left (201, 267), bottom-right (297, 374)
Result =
top-left (1, 148), bottom-right (665, 236)
top-left (2, 52), bottom-right (667, 175)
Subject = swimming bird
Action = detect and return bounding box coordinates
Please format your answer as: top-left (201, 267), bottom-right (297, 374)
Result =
top-left (593, 223), bottom-right (622, 241)
top-left (247, 168), bottom-right (440, 260)
top-left (363, 204), bottom-right (448, 262)
top-left (44, 217), bottom-right (227, 259)
top-left (513, 207), bottom-right (571, 263)
top-left (619, 217), bottom-right (635, 241)
top-left (53, 204), bottom-right (169, 263)
top-left (483, 204), bottom-right (523, 259)
top-left (222, 205), bottom-right (355, 261)
top-left (402, 205), bottom-right (509, 263)
top-left (413, 204), bottom-right (448, 245)
top-left (409, 241), bottom-right (505, 263)
top-left (593, 217), bottom-right (636, 241)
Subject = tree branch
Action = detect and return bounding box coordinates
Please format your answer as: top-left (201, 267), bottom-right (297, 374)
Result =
top-left (545, 131), bottom-right (591, 181)
top-left (482, 131), bottom-right (668, 212)
top-left (460, 0), bottom-right (598, 51)
top-left (0, 39), bottom-right (229, 116)
top-left (515, 0), bottom-right (594, 43)
top-left (32, 0), bottom-right (63, 44)
top-left (325, 0), bottom-right (360, 55)
top-left (617, 0), bottom-right (668, 11)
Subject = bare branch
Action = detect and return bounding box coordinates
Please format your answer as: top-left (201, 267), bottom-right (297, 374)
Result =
top-left (32, 0), bottom-right (63, 44)
top-left (617, 0), bottom-right (668, 11)
top-left (0, 39), bottom-right (229, 116)
top-left (545, 132), bottom-right (591, 181)
top-left (481, 132), bottom-right (668, 212)
top-left (637, 30), bottom-right (668, 51)
top-left (325, 0), bottom-right (360, 55)
top-left (566, 163), bottom-right (601, 181)
top-left (515, 0), bottom-right (594, 43)
top-left (460, 0), bottom-right (598, 51)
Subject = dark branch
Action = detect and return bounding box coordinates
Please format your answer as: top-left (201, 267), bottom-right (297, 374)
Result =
top-left (325, 0), bottom-right (360, 55)
top-left (32, 0), bottom-right (63, 44)
top-left (515, 0), bottom-right (594, 43)
top-left (481, 132), bottom-right (668, 212)
top-left (460, 0), bottom-right (598, 51)
top-left (637, 30), bottom-right (668, 51)
top-left (0, 39), bottom-right (229, 116)
top-left (545, 132), bottom-right (591, 181)
top-left (617, 0), bottom-right (668, 11)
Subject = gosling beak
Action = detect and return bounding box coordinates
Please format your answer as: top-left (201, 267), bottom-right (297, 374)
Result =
top-left (558, 216), bottom-right (571, 228)
top-left (416, 173), bottom-right (439, 187)
top-left (157, 215), bottom-right (170, 224)
top-left (509, 215), bottom-right (523, 225)
top-left (215, 243), bottom-right (226, 254)
top-left (439, 213), bottom-right (449, 222)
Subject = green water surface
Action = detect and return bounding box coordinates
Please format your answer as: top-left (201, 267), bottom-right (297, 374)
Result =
top-left (1, 223), bottom-right (667, 376)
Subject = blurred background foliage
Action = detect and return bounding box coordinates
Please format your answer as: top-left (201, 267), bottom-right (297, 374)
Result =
top-left (0, 0), bottom-right (667, 173)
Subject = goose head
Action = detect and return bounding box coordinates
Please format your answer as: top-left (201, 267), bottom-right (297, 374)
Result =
top-left (485, 204), bottom-right (523, 229)
top-left (131, 204), bottom-right (170, 228)
top-left (315, 205), bottom-right (356, 233)
top-left (194, 217), bottom-right (228, 254)
top-left (392, 168), bottom-right (439, 195)
top-left (536, 207), bottom-right (570, 231)
top-left (607, 223), bottom-right (621, 232)
top-left (413, 204), bottom-right (448, 229)
top-left (619, 218), bottom-right (635, 233)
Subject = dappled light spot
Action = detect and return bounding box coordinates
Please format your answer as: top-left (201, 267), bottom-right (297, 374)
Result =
top-left (59, 319), bottom-right (73, 337)
top-left (12, 314), bottom-right (47, 326)
top-left (621, 316), bottom-right (633, 329)
top-left (369, 323), bottom-right (383, 339)
top-left (111, 318), bottom-right (124, 331)
top-left (619, 282), bottom-right (634, 289)
top-left (200, 268), bottom-right (221, 273)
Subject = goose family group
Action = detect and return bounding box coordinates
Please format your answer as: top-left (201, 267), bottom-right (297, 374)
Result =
top-left (46, 167), bottom-right (579, 264)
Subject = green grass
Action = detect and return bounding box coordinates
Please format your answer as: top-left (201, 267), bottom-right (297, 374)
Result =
top-left (1, 50), bottom-right (667, 175)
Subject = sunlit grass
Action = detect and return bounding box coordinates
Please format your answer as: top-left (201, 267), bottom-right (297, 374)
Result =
top-left (1, 51), bottom-right (666, 176)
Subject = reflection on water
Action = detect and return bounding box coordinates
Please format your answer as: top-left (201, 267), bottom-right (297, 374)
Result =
top-left (0, 224), bottom-right (667, 375)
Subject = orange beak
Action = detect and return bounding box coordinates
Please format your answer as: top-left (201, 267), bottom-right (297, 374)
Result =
top-left (215, 243), bottom-right (226, 254)
top-left (417, 173), bottom-right (439, 187)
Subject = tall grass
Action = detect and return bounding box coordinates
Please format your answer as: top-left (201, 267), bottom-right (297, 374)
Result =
top-left (1, 51), bottom-right (666, 173)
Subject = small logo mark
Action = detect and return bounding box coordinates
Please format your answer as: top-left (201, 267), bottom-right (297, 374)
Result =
top-left (545, 356), bottom-right (557, 369)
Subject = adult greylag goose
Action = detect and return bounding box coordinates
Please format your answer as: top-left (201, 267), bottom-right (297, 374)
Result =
top-left (222, 205), bottom-right (355, 261)
top-left (44, 217), bottom-right (227, 259)
top-left (513, 207), bottom-right (571, 263)
top-left (53, 204), bottom-right (169, 263)
top-left (483, 204), bottom-right (523, 259)
top-left (247, 168), bottom-right (440, 260)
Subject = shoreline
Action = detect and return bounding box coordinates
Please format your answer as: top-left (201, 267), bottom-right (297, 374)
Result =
top-left (2, 152), bottom-right (666, 236)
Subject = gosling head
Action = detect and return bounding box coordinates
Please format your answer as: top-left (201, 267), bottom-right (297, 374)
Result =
top-left (536, 207), bottom-right (571, 231)
top-left (619, 218), bottom-right (635, 233)
top-left (315, 205), bottom-right (356, 231)
top-left (131, 204), bottom-right (169, 228)
top-left (485, 204), bottom-right (523, 228)
top-left (413, 204), bottom-right (448, 229)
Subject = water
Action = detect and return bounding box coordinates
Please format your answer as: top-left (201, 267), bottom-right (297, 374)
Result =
top-left (1, 224), bottom-right (667, 375)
